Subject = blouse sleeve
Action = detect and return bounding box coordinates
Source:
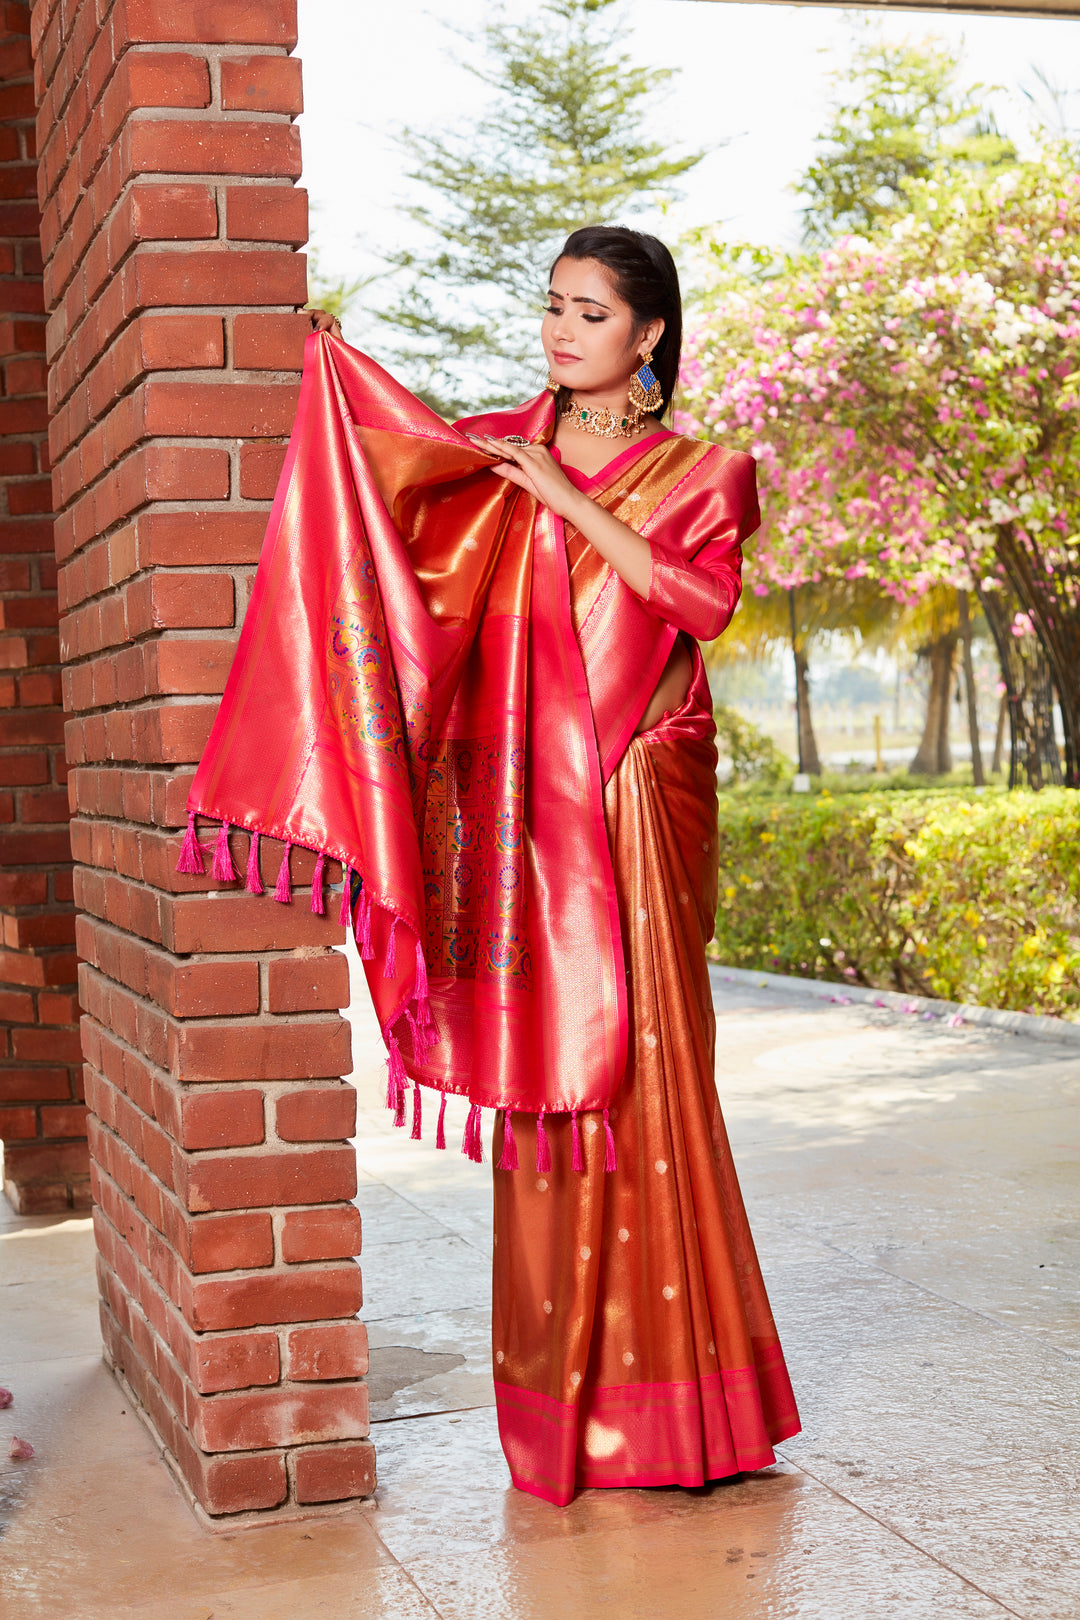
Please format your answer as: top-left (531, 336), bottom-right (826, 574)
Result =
top-left (638, 451), bottom-right (759, 643)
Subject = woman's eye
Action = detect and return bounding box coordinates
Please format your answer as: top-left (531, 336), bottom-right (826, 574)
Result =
top-left (545, 305), bottom-right (562, 315)
top-left (582, 315), bottom-right (605, 324)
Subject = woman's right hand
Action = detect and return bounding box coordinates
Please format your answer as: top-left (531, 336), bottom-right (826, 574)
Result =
top-left (309, 308), bottom-right (342, 335)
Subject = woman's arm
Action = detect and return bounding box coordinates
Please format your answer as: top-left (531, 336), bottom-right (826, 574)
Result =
top-left (467, 434), bottom-right (653, 595)
top-left (470, 434), bottom-right (755, 642)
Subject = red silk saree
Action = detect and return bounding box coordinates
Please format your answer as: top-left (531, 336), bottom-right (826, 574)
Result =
top-left (184, 334), bottom-right (756, 1160)
top-left (182, 334), bottom-right (800, 1500)
top-left (490, 459), bottom-right (800, 1505)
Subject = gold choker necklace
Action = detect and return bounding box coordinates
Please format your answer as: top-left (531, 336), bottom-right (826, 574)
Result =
top-left (559, 394), bottom-right (646, 439)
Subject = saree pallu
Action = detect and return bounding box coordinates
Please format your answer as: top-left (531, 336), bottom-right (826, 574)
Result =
top-left (491, 660), bottom-right (800, 1505)
top-left (185, 335), bottom-right (760, 1144)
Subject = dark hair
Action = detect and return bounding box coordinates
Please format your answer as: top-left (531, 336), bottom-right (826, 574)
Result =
top-left (550, 225), bottom-right (683, 415)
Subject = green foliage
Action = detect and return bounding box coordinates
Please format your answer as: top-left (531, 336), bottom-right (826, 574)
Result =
top-left (798, 27), bottom-right (1015, 243)
top-left (714, 705), bottom-right (790, 789)
top-left (712, 788), bottom-right (1080, 1018)
top-left (376, 0), bottom-right (706, 414)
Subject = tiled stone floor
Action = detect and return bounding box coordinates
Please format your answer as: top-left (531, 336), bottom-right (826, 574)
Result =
top-left (1, 960), bottom-right (1078, 1618)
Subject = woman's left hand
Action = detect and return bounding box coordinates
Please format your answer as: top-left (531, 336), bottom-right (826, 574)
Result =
top-left (465, 434), bottom-right (584, 522)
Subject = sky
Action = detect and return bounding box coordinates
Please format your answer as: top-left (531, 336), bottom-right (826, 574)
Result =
top-left (296, 0), bottom-right (1080, 327)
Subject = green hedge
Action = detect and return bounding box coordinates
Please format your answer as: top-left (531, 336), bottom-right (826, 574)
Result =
top-left (712, 787), bottom-right (1080, 1020)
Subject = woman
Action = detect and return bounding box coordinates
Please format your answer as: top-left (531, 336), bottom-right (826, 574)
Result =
top-left (187, 226), bottom-right (799, 1507)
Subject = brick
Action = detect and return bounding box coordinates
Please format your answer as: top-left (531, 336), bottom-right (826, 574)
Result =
top-left (286, 1321), bottom-right (368, 1382)
top-left (157, 958), bottom-right (260, 1019)
top-left (194, 1380), bottom-right (367, 1453)
top-left (109, 51), bottom-right (212, 126)
top-left (182, 1146), bottom-right (357, 1213)
top-left (225, 183), bottom-right (307, 244)
top-left (0, 872), bottom-right (48, 904)
top-left (141, 378), bottom-right (300, 438)
top-left (0, 1107), bottom-right (37, 1141)
top-left (239, 440), bottom-right (287, 498)
top-left (134, 510), bottom-right (267, 568)
top-left (148, 638), bottom-right (235, 696)
top-left (294, 1441), bottom-right (376, 1505)
top-left (12, 1027), bottom-right (83, 1063)
top-left (266, 953), bottom-right (349, 1014)
top-left (136, 313), bottom-right (224, 372)
top-left (170, 1019), bottom-right (350, 1083)
top-left (179, 1088), bottom-right (264, 1151)
top-left (0, 752), bottom-right (49, 785)
top-left (128, 572), bottom-right (234, 634)
top-left (186, 1263), bottom-right (362, 1331)
top-left (184, 1211), bottom-right (275, 1275)
top-left (221, 55), bottom-right (303, 114)
top-left (21, 788), bottom-right (70, 822)
top-left (38, 992), bottom-right (80, 1024)
top-left (126, 120), bottom-right (302, 181)
top-left (280, 1204), bottom-right (362, 1263)
top-left (115, 1), bottom-right (299, 48)
top-left (40, 1103), bottom-right (88, 1138)
top-left (113, 183), bottom-right (218, 254)
top-left (275, 1085), bottom-right (355, 1143)
top-left (0, 990), bottom-right (35, 1021)
top-left (233, 311), bottom-right (309, 370)
top-left (191, 1328), bottom-right (279, 1394)
top-left (163, 893), bottom-right (345, 956)
top-left (188, 1448), bottom-right (287, 1516)
top-left (2, 1138), bottom-right (89, 1181)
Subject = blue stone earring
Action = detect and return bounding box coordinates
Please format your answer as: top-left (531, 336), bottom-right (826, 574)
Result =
top-left (628, 351), bottom-right (663, 413)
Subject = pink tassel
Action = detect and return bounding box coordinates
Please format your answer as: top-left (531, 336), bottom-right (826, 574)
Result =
top-left (536, 1111), bottom-right (552, 1174)
top-left (176, 811), bottom-right (205, 875)
top-left (245, 831), bottom-right (264, 895)
top-left (411, 1081), bottom-right (423, 1141)
top-left (603, 1107), bottom-right (617, 1172)
top-left (385, 1028), bottom-right (407, 1126)
top-left (339, 867), bottom-right (353, 927)
top-left (414, 937), bottom-right (434, 1042)
top-left (436, 1091), bottom-right (447, 1150)
top-left (358, 886), bottom-right (374, 960)
top-left (211, 822), bottom-right (237, 883)
top-left (572, 1111), bottom-right (584, 1173)
top-left (466, 1103), bottom-right (485, 1163)
top-left (273, 842), bottom-right (292, 904)
top-left (385, 914), bottom-right (399, 978)
top-left (498, 1110), bottom-right (519, 1171)
top-left (310, 851), bottom-right (326, 914)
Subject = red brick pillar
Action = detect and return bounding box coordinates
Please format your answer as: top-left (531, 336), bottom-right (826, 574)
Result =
top-left (0, 0), bottom-right (83, 1215)
top-left (31, 0), bottom-right (374, 1518)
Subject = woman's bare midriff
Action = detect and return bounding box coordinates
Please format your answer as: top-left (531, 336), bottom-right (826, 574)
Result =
top-left (634, 636), bottom-right (692, 735)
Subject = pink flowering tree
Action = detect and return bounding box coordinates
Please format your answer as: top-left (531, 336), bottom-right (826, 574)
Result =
top-left (680, 145), bottom-right (1080, 788)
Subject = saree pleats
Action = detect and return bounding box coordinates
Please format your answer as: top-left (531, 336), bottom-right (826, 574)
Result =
top-left (491, 677), bottom-right (800, 1506)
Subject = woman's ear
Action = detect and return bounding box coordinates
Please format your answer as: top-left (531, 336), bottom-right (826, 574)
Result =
top-left (639, 318), bottom-right (665, 359)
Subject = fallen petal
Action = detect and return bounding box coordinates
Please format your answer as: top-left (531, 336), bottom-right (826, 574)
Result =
top-left (0, 1387), bottom-right (12, 1409)
top-left (9, 1435), bottom-right (34, 1460)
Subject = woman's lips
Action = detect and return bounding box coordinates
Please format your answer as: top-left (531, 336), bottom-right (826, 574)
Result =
top-left (552, 352), bottom-right (580, 364)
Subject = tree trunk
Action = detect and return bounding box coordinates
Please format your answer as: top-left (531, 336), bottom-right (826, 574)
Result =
top-left (991, 692), bottom-right (1007, 777)
top-left (978, 581), bottom-right (1062, 791)
top-left (957, 590), bottom-right (985, 786)
top-left (788, 587), bottom-right (821, 775)
top-left (793, 647), bottom-right (822, 775)
top-left (993, 523), bottom-right (1078, 788)
top-left (910, 632), bottom-right (957, 775)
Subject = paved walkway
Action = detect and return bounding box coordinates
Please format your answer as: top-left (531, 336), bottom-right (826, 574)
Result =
top-left (1, 960), bottom-right (1078, 1618)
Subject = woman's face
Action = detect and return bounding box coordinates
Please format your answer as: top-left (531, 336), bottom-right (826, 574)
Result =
top-left (542, 257), bottom-right (663, 398)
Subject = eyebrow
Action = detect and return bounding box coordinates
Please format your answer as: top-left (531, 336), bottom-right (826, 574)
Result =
top-left (546, 288), bottom-right (613, 312)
